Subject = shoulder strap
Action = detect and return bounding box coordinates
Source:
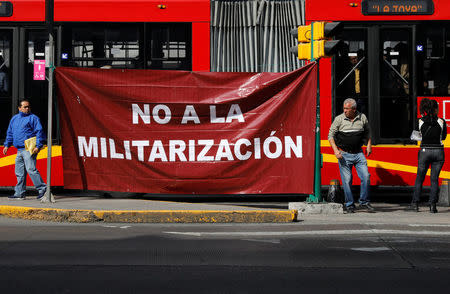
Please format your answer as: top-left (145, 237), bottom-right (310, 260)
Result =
top-left (422, 125), bottom-right (432, 138)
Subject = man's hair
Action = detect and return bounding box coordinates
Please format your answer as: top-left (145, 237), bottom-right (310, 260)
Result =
top-left (18, 99), bottom-right (30, 107)
top-left (343, 98), bottom-right (357, 109)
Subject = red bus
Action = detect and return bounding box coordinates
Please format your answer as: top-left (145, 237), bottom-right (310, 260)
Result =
top-left (308, 0), bottom-right (450, 188)
top-left (1, 0), bottom-right (448, 192)
top-left (0, 0), bottom-right (210, 187)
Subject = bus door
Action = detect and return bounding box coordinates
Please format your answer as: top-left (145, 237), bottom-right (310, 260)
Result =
top-left (335, 25), bottom-right (414, 144)
top-left (22, 29), bottom-right (49, 132)
top-left (0, 28), bottom-right (14, 141)
top-left (21, 28), bottom-right (58, 140)
top-left (335, 28), bottom-right (369, 117)
top-left (379, 27), bottom-right (413, 141)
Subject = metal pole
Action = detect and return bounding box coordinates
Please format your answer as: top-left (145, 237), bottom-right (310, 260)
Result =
top-left (307, 60), bottom-right (322, 203)
top-left (310, 22), bottom-right (315, 62)
top-left (42, 0), bottom-right (55, 203)
top-left (338, 56), bottom-right (366, 86)
top-left (312, 23), bottom-right (322, 202)
top-left (314, 60), bottom-right (322, 201)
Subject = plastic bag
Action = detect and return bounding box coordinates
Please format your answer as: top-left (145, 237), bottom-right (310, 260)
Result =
top-left (327, 180), bottom-right (344, 203)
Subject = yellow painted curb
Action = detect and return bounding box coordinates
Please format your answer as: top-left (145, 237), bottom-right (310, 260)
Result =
top-left (0, 205), bottom-right (297, 223)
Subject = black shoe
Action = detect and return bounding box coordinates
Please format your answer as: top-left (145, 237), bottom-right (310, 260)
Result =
top-left (430, 203), bottom-right (438, 213)
top-left (345, 204), bottom-right (356, 213)
top-left (8, 195), bottom-right (25, 200)
top-left (409, 202), bottom-right (419, 212)
top-left (359, 203), bottom-right (375, 212)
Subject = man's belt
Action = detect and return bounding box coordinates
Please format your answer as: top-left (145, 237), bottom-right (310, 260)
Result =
top-left (338, 146), bottom-right (362, 154)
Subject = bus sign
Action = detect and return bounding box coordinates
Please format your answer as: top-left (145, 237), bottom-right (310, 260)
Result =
top-left (362, 0), bottom-right (434, 15)
top-left (33, 60), bottom-right (45, 80)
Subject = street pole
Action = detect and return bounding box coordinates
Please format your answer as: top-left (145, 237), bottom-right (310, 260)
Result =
top-left (42, 0), bottom-right (55, 203)
top-left (290, 22), bottom-right (342, 205)
top-left (314, 60), bottom-right (322, 201)
top-left (307, 60), bottom-right (322, 203)
top-left (306, 22), bottom-right (322, 203)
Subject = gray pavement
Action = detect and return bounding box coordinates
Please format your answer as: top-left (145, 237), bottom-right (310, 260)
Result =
top-left (0, 189), bottom-right (448, 224)
top-left (0, 217), bottom-right (449, 294)
top-left (297, 202), bottom-right (450, 225)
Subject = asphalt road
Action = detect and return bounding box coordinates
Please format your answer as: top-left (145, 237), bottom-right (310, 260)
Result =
top-left (0, 217), bottom-right (449, 293)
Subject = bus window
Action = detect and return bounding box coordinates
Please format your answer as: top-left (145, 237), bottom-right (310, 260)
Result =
top-left (147, 23), bottom-right (191, 70)
top-left (61, 23), bottom-right (191, 70)
top-left (0, 30), bottom-right (12, 141)
top-left (335, 29), bottom-right (368, 117)
top-left (418, 24), bottom-right (450, 96)
top-left (63, 23), bottom-right (141, 69)
top-left (379, 28), bottom-right (412, 139)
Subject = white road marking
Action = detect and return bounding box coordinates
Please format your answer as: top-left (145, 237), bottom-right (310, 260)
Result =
top-left (364, 223), bottom-right (450, 227)
top-left (408, 224), bottom-right (450, 227)
top-left (351, 247), bottom-right (392, 252)
top-left (242, 238), bottom-right (281, 244)
top-left (103, 225), bottom-right (131, 229)
top-left (164, 229), bottom-right (450, 237)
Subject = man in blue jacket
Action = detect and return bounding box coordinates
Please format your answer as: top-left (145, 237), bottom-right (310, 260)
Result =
top-left (3, 99), bottom-right (46, 200)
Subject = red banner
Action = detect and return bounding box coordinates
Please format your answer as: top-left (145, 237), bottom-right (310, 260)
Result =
top-left (55, 64), bottom-right (317, 194)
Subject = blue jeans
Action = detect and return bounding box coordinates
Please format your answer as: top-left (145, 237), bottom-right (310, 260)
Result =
top-left (14, 149), bottom-right (46, 197)
top-left (338, 151), bottom-right (370, 207)
top-left (413, 148), bottom-right (445, 204)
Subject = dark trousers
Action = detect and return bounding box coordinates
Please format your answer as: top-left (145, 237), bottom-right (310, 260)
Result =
top-left (413, 148), bottom-right (445, 204)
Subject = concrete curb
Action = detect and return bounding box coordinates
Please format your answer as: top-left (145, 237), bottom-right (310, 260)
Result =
top-left (288, 202), bottom-right (344, 216)
top-left (0, 205), bottom-right (298, 223)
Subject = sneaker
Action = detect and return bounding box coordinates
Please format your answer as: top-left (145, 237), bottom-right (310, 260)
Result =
top-left (8, 195), bottom-right (25, 200)
top-left (345, 204), bottom-right (356, 213)
top-left (37, 188), bottom-right (46, 200)
top-left (359, 203), bottom-right (375, 212)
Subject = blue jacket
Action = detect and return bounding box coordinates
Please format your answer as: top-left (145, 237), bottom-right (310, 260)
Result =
top-left (4, 112), bottom-right (46, 150)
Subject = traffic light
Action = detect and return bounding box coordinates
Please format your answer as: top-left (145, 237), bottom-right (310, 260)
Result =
top-left (290, 22), bottom-right (343, 60)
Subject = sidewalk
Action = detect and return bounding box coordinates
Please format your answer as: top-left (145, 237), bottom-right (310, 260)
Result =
top-left (296, 202), bottom-right (450, 225)
top-left (0, 194), bottom-right (297, 223)
top-left (0, 192), bottom-right (448, 224)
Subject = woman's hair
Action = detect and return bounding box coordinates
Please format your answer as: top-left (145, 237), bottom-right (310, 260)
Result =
top-left (419, 98), bottom-right (432, 116)
top-left (420, 98), bottom-right (439, 122)
top-left (431, 99), bottom-right (439, 117)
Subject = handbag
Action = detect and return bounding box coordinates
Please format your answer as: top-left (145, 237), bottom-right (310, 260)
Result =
top-left (410, 124), bottom-right (432, 141)
top-left (410, 130), bottom-right (422, 141)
